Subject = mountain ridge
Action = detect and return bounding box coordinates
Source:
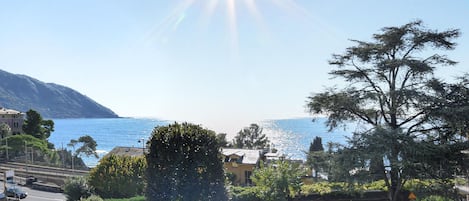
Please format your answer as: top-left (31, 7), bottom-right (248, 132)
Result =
top-left (0, 69), bottom-right (118, 118)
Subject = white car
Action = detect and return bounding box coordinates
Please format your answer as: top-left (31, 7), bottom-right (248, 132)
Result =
top-left (0, 192), bottom-right (6, 201)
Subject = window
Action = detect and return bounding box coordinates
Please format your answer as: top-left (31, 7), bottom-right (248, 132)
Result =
top-left (244, 171), bottom-right (252, 185)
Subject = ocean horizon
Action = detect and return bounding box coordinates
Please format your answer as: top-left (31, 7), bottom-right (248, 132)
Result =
top-left (48, 117), bottom-right (354, 167)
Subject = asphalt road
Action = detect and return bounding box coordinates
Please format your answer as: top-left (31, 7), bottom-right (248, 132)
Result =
top-left (1, 183), bottom-right (66, 201)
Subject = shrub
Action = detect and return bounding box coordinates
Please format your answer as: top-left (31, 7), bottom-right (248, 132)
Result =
top-left (230, 186), bottom-right (262, 201)
top-left (81, 195), bottom-right (103, 201)
top-left (301, 182), bottom-right (334, 196)
top-left (420, 195), bottom-right (453, 201)
top-left (63, 176), bottom-right (91, 201)
top-left (404, 179), bottom-right (460, 199)
top-left (88, 155), bottom-right (146, 198)
top-left (251, 161), bottom-right (303, 200)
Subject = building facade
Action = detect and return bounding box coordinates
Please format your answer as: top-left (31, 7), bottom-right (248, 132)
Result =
top-left (0, 107), bottom-right (24, 137)
top-left (222, 148), bottom-right (263, 186)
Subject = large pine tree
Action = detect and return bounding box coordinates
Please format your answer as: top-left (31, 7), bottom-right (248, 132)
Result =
top-left (307, 20), bottom-right (468, 200)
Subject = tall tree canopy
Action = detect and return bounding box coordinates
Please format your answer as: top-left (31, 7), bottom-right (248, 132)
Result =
top-left (22, 109), bottom-right (54, 140)
top-left (68, 135), bottom-right (99, 158)
top-left (306, 20), bottom-right (468, 200)
top-left (232, 123), bottom-right (269, 149)
top-left (145, 122), bottom-right (227, 201)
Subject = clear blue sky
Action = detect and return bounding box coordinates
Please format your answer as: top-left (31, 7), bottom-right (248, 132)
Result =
top-left (1, 0), bottom-right (468, 134)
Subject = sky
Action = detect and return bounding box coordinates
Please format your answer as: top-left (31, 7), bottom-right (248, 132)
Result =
top-left (0, 0), bottom-right (468, 134)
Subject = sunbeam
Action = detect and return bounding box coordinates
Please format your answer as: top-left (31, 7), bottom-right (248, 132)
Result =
top-left (226, 0), bottom-right (239, 53)
top-left (144, 0), bottom-right (195, 45)
top-left (144, 0), bottom-right (311, 51)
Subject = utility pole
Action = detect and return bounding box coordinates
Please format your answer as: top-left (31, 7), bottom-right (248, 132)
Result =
top-left (24, 141), bottom-right (28, 172)
top-left (5, 137), bottom-right (8, 161)
top-left (61, 142), bottom-right (64, 168)
top-left (30, 147), bottom-right (34, 165)
top-left (138, 138), bottom-right (145, 155)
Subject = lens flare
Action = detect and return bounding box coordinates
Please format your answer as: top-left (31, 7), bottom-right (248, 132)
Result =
top-left (145, 0), bottom-right (310, 50)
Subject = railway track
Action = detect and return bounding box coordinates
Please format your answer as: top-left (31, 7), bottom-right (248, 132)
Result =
top-left (0, 162), bottom-right (89, 186)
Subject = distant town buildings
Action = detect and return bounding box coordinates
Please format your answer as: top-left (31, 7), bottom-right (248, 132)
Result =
top-left (0, 107), bottom-right (24, 137)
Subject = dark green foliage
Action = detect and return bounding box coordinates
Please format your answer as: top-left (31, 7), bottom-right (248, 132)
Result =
top-left (1, 134), bottom-right (50, 157)
top-left (420, 195), bottom-right (453, 201)
top-left (41, 119), bottom-right (54, 139)
top-left (63, 176), bottom-right (92, 201)
top-left (22, 109), bottom-right (55, 140)
top-left (145, 122), bottom-right (227, 201)
top-left (89, 155), bottom-right (146, 199)
top-left (306, 20), bottom-right (466, 201)
top-left (230, 186), bottom-right (262, 201)
top-left (68, 135), bottom-right (99, 158)
top-left (233, 123), bottom-right (269, 149)
top-left (77, 135), bottom-right (98, 158)
top-left (309, 136), bottom-right (324, 152)
top-left (103, 196), bottom-right (145, 201)
top-left (307, 136), bottom-right (329, 179)
top-left (22, 109), bottom-right (44, 138)
top-left (216, 133), bottom-right (230, 147)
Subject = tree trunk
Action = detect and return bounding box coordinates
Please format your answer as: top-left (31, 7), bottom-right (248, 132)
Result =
top-left (388, 141), bottom-right (402, 201)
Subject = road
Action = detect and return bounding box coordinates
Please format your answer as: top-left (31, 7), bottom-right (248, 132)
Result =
top-left (1, 183), bottom-right (66, 201)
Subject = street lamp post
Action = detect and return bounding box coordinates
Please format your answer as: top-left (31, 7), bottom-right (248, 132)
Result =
top-left (138, 138), bottom-right (145, 155)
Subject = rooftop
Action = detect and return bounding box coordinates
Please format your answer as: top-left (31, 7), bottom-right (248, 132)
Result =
top-left (105, 146), bottom-right (146, 158)
top-left (222, 148), bottom-right (262, 165)
top-left (0, 107), bottom-right (22, 115)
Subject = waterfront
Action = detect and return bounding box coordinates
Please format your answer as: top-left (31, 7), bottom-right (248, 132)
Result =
top-left (48, 117), bottom-right (353, 167)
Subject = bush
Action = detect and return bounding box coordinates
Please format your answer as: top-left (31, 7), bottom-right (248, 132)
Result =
top-left (420, 195), bottom-right (453, 201)
top-left (103, 196), bottom-right (145, 201)
top-left (251, 161), bottom-right (303, 200)
top-left (301, 181), bottom-right (387, 197)
top-left (63, 176), bottom-right (91, 201)
top-left (88, 155), bottom-right (146, 198)
top-left (230, 186), bottom-right (262, 201)
top-left (81, 195), bottom-right (103, 201)
top-left (404, 179), bottom-right (460, 199)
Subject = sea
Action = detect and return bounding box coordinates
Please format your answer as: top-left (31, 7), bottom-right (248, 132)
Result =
top-left (47, 118), bottom-right (354, 167)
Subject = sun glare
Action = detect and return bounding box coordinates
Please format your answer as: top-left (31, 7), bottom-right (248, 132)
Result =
top-left (145, 0), bottom-right (307, 49)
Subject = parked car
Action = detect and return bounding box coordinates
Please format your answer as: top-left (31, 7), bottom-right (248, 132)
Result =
top-left (5, 187), bottom-right (27, 199)
top-left (0, 192), bottom-right (6, 201)
top-left (26, 176), bottom-right (38, 185)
